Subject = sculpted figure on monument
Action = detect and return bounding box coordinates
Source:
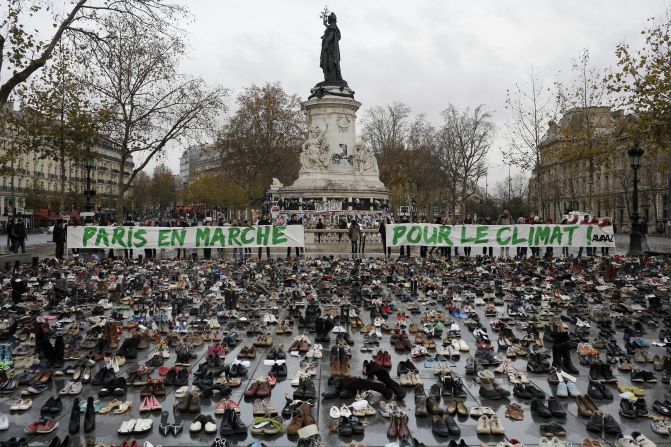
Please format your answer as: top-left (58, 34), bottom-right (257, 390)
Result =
top-left (319, 9), bottom-right (345, 85)
top-left (354, 143), bottom-right (379, 174)
top-left (300, 125), bottom-right (330, 173)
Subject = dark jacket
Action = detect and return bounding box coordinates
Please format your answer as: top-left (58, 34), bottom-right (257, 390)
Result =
top-left (53, 224), bottom-right (67, 244)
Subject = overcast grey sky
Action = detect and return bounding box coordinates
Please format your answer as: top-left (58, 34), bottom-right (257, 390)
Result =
top-left (160, 0), bottom-right (667, 187)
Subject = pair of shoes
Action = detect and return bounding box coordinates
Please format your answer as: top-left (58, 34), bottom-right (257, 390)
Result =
top-left (158, 411), bottom-right (183, 436)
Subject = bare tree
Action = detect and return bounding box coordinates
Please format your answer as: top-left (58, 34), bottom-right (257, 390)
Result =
top-left (84, 16), bottom-right (226, 216)
top-left (216, 83), bottom-right (306, 207)
top-left (436, 104), bottom-right (493, 216)
top-left (360, 102), bottom-right (410, 153)
top-left (554, 49), bottom-right (613, 215)
top-left (503, 67), bottom-right (556, 217)
top-left (0, 0), bottom-right (182, 109)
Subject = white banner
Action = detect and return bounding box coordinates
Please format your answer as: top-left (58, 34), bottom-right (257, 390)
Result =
top-left (67, 225), bottom-right (305, 249)
top-left (385, 224), bottom-right (615, 248)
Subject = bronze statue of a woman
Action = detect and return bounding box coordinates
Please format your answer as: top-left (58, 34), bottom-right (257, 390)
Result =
top-left (319, 11), bottom-right (346, 85)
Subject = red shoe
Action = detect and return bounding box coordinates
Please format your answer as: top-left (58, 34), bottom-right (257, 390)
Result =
top-left (396, 312), bottom-right (401, 321)
top-left (374, 350), bottom-right (384, 366)
top-left (383, 350), bottom-right (392, 368)
top-left (36, 418), bottom-right (59, 433)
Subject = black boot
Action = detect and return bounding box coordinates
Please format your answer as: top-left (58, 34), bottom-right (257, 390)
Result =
top-left (84, 396), bottom-right (95, 433)
top-left (560, 343), bottom-right (579, 374)
top-left (54, 335), bottom-right (65, 368)
top-left (42, 339), bottom-right (56, 367)
top-left (68, 398), bottom-right (80, 434)
top-left (551, 331), bottom-right (569, 368)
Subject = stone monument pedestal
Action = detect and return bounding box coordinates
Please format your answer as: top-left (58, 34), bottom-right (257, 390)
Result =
top-left (274, 84), bottom-right (389, 212)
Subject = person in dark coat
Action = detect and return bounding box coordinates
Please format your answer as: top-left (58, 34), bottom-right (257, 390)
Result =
top-left (286, 213), bottom-right (301, 258)
top-left (257, 214), bottom-right (272, 260)
top-left (379, 216), bottom-right (391, 259)
top-left (52, 219), bottom-right (66, 259)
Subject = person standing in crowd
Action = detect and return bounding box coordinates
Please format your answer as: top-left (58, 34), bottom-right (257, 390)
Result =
top-left (348, 219), bottom-right (361, 256)
top-left (286, 213), bottom-right (301, 258)
top-left (441, 216), bottom-right (452, 259)
top-left (52, 219), bottom-right (66, 260)
top-left (203, 219), bottom-right (213, 260)
top-left (68, 218), bottom-right (80, 257)
top-left (531, 216), bottom-right (542, 257)
top-left (480, 215), bottom-right (493, 257)
top-left (600, 217), bottom-right (612, 256)
top-left (257, 214), bottom-right (272, 260)
top-left (419, 216), bottom-right (428, 258)
top-left (516, 216), bottom-right (527, 258)
top-left (379, 216), bottom-right (392, 259)
top-left (243, 220), bottom-right (252, 259)
top-left (496, 208), bottom-right (513, 257)
top-left (123, 216), bottom-right (134, 260)
top-left (338, 219), bottom-right (347, 243)
top-left (315, 218), bottom-right (325, 244)
top-left (577, 215), bottom-right (592, 258)
top-left (230, 218), bottom-right (240, 260)
top-left (143, 220), bottom-right (156, 260)
top-left (399, 215), bottom-right (412, 258)
top-left (462, 213), bottom-right (474, 258)
top-left (5, 218), bottom-right (13, 251)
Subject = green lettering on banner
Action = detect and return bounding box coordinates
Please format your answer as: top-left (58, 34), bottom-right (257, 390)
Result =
top-left (241, 227), bottom-right (254, 244)
top-left (133, 229), bottom-right (147, 248)
top-left (83, 227), bottom-right (96, 247)
top-left (272, 226), bottom-right (287, 245)
top-left (392, 226), bottom-right (407, 245)
top-left (111, 227), bottom-right (127, 248)
top-left (511, 227), bottom-right (526, 245)
top-left (423, 226), bottom-right (437, 244)
top-left (528, 227), bottom-right (535, 246)
top-left (171, 229), bottom-right (186, 247)
top-left (534, 226), bottom-right (551, 246)
top-left (256, 226), bottom-right (270, 245)
top-left (229, 228), bottom-right (241, 246)
top-left (158, 230), bottom-right (171, 247)
top-left (95, 228), bottom-right (109, 247)
top-left (549, 226), bottom-right (563, 245)
top-left (586, 226), bottom-right (593, 246)
top-left (460, 227), bottom-right (475, 244)
top-left (496, 227), bottom-right (511, 245)
top-left (126, 228), bottom-right (133, 248)
top-left (437, 226), bottom-right (453, 246)
top-left (563, 225), bottom-right (578, 245)
top-left (474, 226), bottom-right (488, 244)
top-left (195, 228), bottom-right (210, 247)
top-left (407, 225), bottom-right (421, 244)
top-left (210, 228), bottom-right (226, 246)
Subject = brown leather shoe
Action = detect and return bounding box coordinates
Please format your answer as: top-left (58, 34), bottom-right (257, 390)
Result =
top-left (247, 346), bottom-right (256, 358)
top-left (398, 413), bottom-right (410, 438)
top-left (301, 403), bottom-right (316, 425)
top-left (243, 381), bottom-right (260, 398)
top-left (286, 412), bottom-right (304, 435)
top-left (256, 380), bottom-right (271, 398)
top-left (387, 414), bottom-right (399, 438)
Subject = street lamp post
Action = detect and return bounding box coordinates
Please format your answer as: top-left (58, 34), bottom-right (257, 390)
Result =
top-left (84, 153), bottom-right (96, 223)
top-left (626, 143), bottom-right (644, 257)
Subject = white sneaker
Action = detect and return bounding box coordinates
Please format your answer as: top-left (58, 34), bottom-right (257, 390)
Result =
top-left (614, 435), bottom-right (638, 447)
top-left (477, 415), bottom-right (490, 434)
top-left (632, 432), bottom-right (657, 447)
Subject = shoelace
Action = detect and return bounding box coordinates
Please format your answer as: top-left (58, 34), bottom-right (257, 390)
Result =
top-left (252, 416), bottom-right (285, 432)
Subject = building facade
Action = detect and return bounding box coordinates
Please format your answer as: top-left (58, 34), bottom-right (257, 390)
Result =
top-left (0, 137), bottom-right (134, 216)
top-left (179, 145), bottom-right (203, 186)
top-left (531, 107), bottom-right (670, 234)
